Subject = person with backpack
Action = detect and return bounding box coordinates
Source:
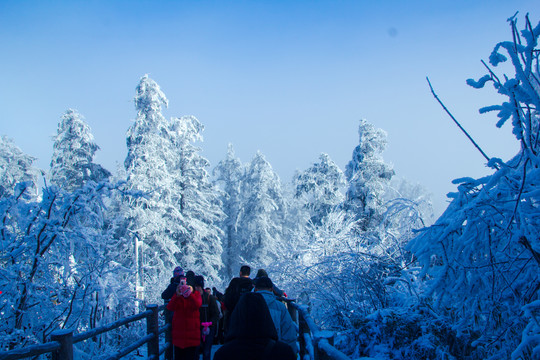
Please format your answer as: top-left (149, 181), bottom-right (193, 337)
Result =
top-left (255, 268), bottom-right (287, 298)
top-left (213, 292), bottom-right (296, 360)
top-left (193, 275), bottom-right (220, 360)
top-left (223, 265), bottom-right (253, 335)
top-left (212, 287), bottom-right (226, 344)
top-left (254, 276), bottom-right (298, 355)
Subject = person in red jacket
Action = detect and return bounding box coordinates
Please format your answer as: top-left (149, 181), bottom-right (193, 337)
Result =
top-left (166, 279), bottom-right (203, 360)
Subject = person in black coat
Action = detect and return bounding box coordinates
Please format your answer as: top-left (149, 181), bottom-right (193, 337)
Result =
top-left (223, 265), bottom-right (253, 336)
top-left (162, 267), bottom-right (185, 302)
top-left (213, 292), bottom-right (296, 360)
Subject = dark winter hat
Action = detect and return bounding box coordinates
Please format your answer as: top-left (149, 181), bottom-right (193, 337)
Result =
top-left (256, 269), bottom-right (268, 278)
top-left (254, 276), bottom-right (273, 289)
top-left (173, 266), bottom-right (184, 277)
top-left (194, 275), bottom-right (205, 289)
top-left (186, 270), bottom-right (196, 286)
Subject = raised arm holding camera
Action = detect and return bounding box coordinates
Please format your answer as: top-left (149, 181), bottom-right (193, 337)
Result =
top-left (166, 272), bottom-right (202, 360)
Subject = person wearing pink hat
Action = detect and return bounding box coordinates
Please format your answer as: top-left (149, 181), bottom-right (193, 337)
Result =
top-left (162, 266), bottom-right (186, 360)
top-left (167, 274), bottom-right (202, 360)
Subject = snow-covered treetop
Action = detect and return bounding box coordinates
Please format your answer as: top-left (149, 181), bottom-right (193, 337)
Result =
top-left (344, 119), bottom-right (394, 225)
top-left (346, 119), bottom-right (389, 175)
top-left (50, 109), bottom-right (107, 191)
top-left (134, 74), bottom-right (169, 116)
top-left (294, 153), bottom-right (346, 225)
top-left (0, 135), bottom-right (38, 199)
top-left (125, 75), bottom-right (170, 171)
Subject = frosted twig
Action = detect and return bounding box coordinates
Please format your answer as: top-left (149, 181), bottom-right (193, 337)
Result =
top-left (481, 60), bottom-right (502, 85)
top-left (426, 77), bottom-right (496, 167)
top-left (519, 236), bottom-right (540, 266)
top-left (506, 158), bottom-right (529, 230)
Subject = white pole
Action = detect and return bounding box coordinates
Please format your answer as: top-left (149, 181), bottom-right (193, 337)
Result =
top-left (134, 233), bottom-right (145, 306)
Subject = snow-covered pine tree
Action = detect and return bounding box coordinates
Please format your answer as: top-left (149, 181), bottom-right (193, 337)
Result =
top-left (408, 16), bottom-right (540, 359)
top-left (293, 153), bottom-right (346, 226)
top-left (124, 75), bottom-right (224, 295)
top-left (285, 127), bottom-right (432, 337)
top-left (50, 109), bottom-right (110, 191)
top-left (1, 108), bottom-right (138, 357)
top-left (344, 119), bottom-right (394, 230)
top-left (0, 136), bottom-right (39, 200)
top-left (49, 109), bottom-right (118, 317)
top-left (124, 75), bottom-right (182, 301)
top-left (237, 151), bottom-right (285, 267)
top-left (168, 115), bottom-right (224, 283)
top-left (213, 144), bottom-right (244, 280)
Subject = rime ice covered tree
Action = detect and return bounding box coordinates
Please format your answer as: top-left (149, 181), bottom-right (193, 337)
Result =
top-left (0, 136), bottom-right (38, 200)
top-left (50, 109), bottom-right (110, 191)
top-left (169, 115), bottom-right (224, 283)
top-left (283, 125), bottom-right (432, 336)
top-left (237, 151), bottom-right (285, 267)
top-left (48, 109), bottom-right (116, 307)
top-left (293, 153), bottom-right (346, 226)
top-left (1, 110), bottom-right (136, 356)
top-left (345, 119), bottom-right (394, 229)
top-left (409, 16), bottom-right (540, 360)
top-left (124, 75), bottom-right (223, 294)
top-left (0, 175), bottom-right (133, 352)
top-left (213, 144), bottom-right (244, 279)
top-left (124, 75), bottom-right (182, 299)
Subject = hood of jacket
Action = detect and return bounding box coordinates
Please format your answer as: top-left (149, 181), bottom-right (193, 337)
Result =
top-left (226, 292), bottom-right (278, 341)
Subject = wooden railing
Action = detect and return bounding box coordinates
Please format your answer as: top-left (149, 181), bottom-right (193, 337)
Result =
top-left (282, 298), bottom-right (350, 360)
top-left (0, 304), bottom-right (171, 360)
top-left (1, 298), bottom-right (351, 360)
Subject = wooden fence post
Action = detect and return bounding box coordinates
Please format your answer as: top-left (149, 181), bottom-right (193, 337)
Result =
top-left (146, 304), bottom-right (159, 358)
top-left (51, 329), bottom-right (74, 360)
top-left (298, 312), bottom-right (310, 360)
top-left (164, 306), bottom-right (173, 360)
top-left (287, 301), bottom-right (297, 323)
top-left (316, 331), bottom-right (335, 360)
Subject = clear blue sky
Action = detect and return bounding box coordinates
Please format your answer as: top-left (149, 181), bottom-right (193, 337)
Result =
top-left (1, 0), bottom-right (538, 215)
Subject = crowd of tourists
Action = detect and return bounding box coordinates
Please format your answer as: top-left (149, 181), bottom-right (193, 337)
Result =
top-left (161, 265), bottom-right (297, 360)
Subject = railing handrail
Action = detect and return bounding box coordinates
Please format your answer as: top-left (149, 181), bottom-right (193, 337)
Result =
top-left (286, 299), bottom-right (351, 360)
top-left (1, 297), bottom-right (351, 360)
top-left (0, 304), bottom-right (169, 360)
top-left (0, 341), bottom-right (61, 360)
top-left (101, 333), bottom-right (154, 360)
top-left (73, 309), bottom-right (154, 343)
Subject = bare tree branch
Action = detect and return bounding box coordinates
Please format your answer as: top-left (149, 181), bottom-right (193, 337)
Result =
top-left (426, 77), bottom-right (495, 167)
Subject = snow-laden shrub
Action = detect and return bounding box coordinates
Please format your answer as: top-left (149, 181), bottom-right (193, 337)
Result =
top-left (0, 179), bottom-right (140, 354)
top-left (336, 305), bottom-right (480, 360)
top-left (278, 184), bottom-right (429, 330)
top-left (409, 15), bottom-right (540, 360)
top-left (276, 119), bottom-right (432, 332)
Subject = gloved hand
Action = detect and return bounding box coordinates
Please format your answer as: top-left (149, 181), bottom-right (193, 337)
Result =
top-left (201, 322), bottom-right (212, 340)
top-left (177, 284), bottom-right (193, 298)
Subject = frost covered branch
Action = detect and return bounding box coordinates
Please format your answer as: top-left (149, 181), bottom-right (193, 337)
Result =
top-left (426, 77), bottom-right (494, 166)
top-left (412, 16), bottom-right (540, 359)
